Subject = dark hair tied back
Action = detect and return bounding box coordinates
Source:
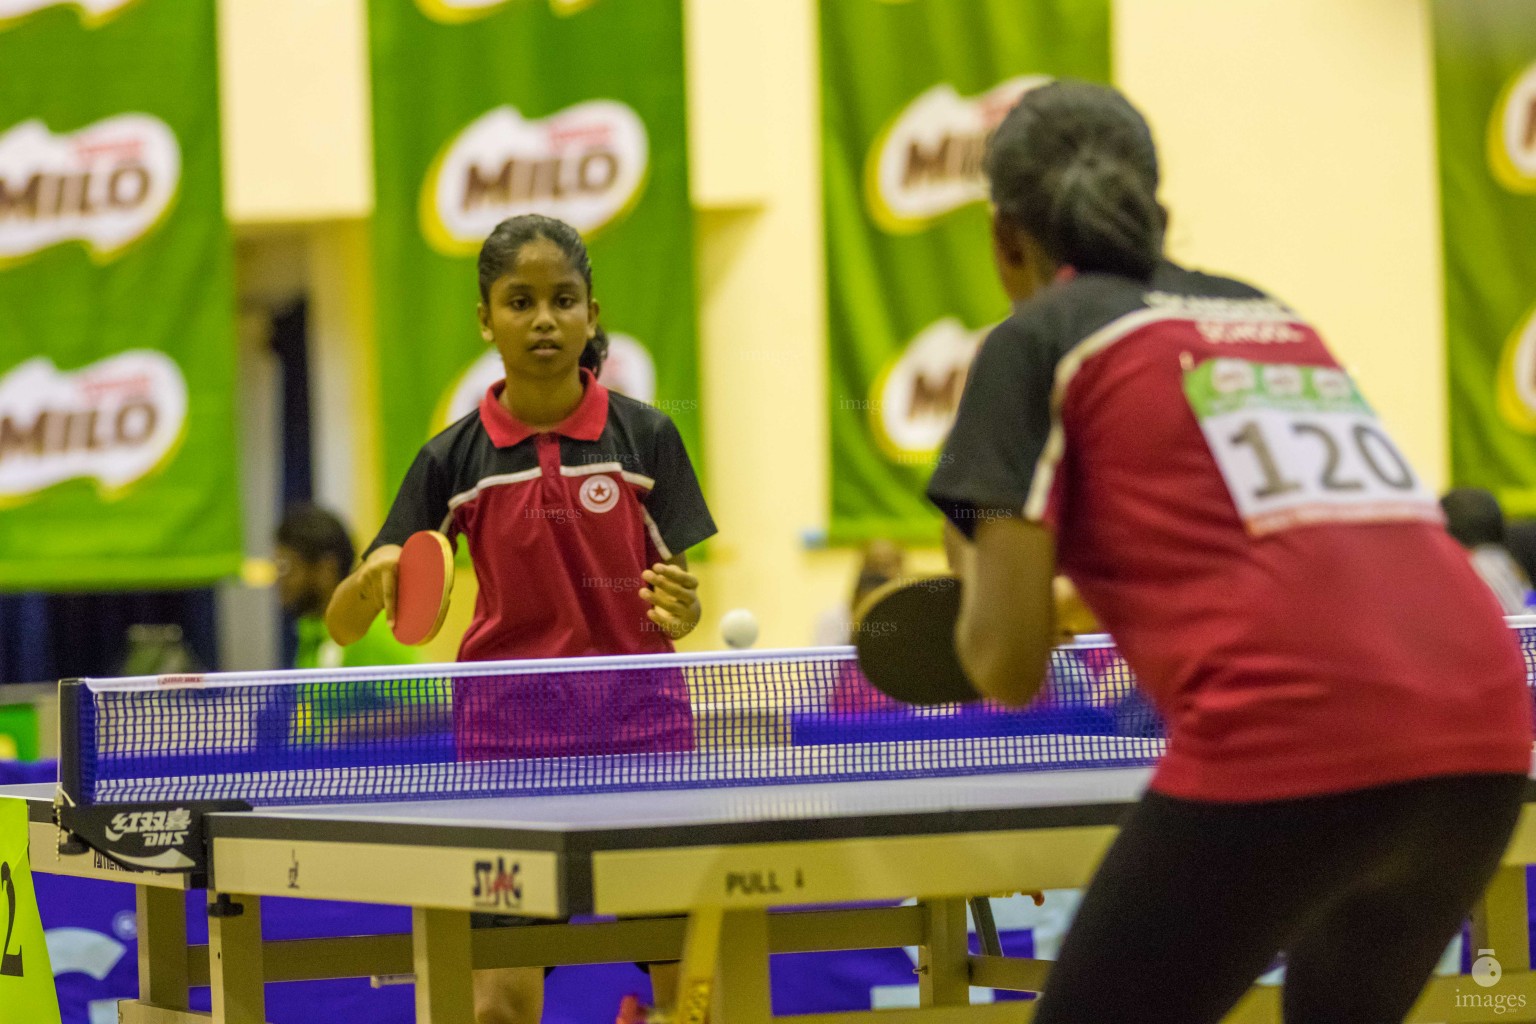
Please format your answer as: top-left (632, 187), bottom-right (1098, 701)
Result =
top-left (581, 324), bottom-right (610, 376)
top-left (478, 214), bottom-right (607, 374)
top-left (985, 80), bottom-right (1164, 280)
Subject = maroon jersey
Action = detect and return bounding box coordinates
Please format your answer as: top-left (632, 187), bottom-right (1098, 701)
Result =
top-left (929, 264), bottom-right (1532, 802)
top-left (370, 369), bottom-right (715, 758)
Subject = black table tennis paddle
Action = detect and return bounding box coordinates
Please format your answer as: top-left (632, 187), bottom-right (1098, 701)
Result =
top-left (852, 575), bottom-right (980, 705)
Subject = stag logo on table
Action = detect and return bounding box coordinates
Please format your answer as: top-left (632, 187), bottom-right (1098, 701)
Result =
top-left (0, 0), bottom-right (137, 29)
top-left (0, 351), bottom-right (187, 502)
top-left (1489, 61), bottom-right (1536, 193)
top-left (420, 102), bottom-right (648, 255)
top-left (0, 115), bottom-right (180, 264)
top-left (434, 332), bottom-right (656, 432)
top-left (415, 0), bottom-right (594, 23)
top-left (869, 318), bottom-right (989, 460)
top-left (1496, 303), bottom-right (1536, 433)
top-left (866, 76), bottom-right (1048, 234)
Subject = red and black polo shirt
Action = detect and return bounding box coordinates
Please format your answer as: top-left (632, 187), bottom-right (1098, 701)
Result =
top-left (369, 369), bottom-right (716, 663)
top-left (928, 262), bottom-right (1532, 803)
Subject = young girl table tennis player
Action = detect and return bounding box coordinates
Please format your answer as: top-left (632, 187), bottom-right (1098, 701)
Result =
top-left (327, 213), bottom-right (715, 1024)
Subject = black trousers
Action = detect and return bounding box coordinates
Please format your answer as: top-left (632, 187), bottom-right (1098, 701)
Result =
top-left (1032, 773), bottom-right (1526, 1024)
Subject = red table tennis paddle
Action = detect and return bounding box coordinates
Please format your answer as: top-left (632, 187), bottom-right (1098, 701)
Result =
top-left (852, 574), bottom-right (979, 705)
top-left (392, 530), bottom-right (455, 646)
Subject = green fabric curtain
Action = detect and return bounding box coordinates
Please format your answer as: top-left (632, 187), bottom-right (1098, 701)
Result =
top-left (1434, 0), bottom-right (1536, 513)
top-left (822, 0), bottom-right (1111, 544)
top-left (0, 0), bottom-right (240, 588)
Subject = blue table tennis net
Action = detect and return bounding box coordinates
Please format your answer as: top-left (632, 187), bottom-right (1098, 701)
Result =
top-left (59, 623), bottom-right (1536, 807)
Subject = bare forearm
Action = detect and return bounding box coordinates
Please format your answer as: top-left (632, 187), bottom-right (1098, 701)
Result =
top-left (953, 519), bottom-right (1056, 706)
top-left (956, 594), bottom-right (1053, 707)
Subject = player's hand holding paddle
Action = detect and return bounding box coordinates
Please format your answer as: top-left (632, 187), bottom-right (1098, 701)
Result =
top-left (391, 530), bottom-right (455, 645)
top-left (325, 530), bottom-right (455, 647)
top-left (1054, 576), bottom-right (1099, 641)
top-left (853, 574), bottom-right (981, 706)
top-left (640, 562), bottom-right (701, 640)
top-left (327, 544), bottom-right (401, 646)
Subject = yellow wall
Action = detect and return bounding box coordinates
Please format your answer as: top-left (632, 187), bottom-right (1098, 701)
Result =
top-left (222, 0), bottom-right (1448, 654)
top-left (1116, 0), bottom-right (1447, 492)
top-left (218, 0), bottom-right (373, 224)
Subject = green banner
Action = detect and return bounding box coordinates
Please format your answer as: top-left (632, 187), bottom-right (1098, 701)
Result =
top-left (1435, 0), bottom-right (1536, 514)
top-left (368, 0), bottom-right (701, 504)
top-left (823, 0), bottom-right (1111, 544)
top-left (0, 0), bottom-right (240, 589)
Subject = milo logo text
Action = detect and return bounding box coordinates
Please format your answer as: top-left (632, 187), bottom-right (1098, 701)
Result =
top-left (1490, 61), bottom-right (1536, 193)
top-left (0, 115), bottom-right (180, 262)
top-left (868, 318), bottom-right (989, 460)
top-left (867, 77), bottom-right (1047, 233)
top-left (0, 352), bottom-right (187, 500)
top-left (421, 101), bottom-right (648, 255)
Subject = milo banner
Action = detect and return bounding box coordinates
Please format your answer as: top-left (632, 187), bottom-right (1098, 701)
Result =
top-left (368, 0), bottom-right (701, 505)
top-left (823, 0), bottom-right (1110, 543)
top-left (0, 0), bottom-right (241, 588)
top-left (1434, 1), bottom-right (1536, 513)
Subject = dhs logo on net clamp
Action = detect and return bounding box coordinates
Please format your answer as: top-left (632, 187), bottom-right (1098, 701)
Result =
top-left (472, 857), bottom-right (523, 909)
top-left (105, 808), bottom-right (192, 849)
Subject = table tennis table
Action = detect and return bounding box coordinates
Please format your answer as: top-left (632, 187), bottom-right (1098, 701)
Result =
top-left (8, 641), bottom-right (1536, 1024)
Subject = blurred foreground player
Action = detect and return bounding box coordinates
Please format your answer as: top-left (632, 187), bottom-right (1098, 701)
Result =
top-left (926, 81), bottom-right (1533, 1023)
top-left (327, 215), bottom-right (714, 1024)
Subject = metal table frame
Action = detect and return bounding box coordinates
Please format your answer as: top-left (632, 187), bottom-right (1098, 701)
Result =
top-left (11, 775), bottom-right (1536, 1024)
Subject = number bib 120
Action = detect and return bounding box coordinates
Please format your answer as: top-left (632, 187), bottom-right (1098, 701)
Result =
top-left (1184, 358), bottom-right (1440, 536)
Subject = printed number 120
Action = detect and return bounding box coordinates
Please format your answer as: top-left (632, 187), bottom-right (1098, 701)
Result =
top-left (1229, 419), bottom-right (1414, 500)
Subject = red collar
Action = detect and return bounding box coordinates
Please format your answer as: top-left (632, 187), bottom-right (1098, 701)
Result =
top-left (479, 368), bottom-right (609, 447)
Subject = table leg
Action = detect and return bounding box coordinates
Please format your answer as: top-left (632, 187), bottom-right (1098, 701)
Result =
top-left (208, 893), bottom-right (265, 1024)
top-left (413, 907), bottom-right (474, 1024)
top-left (711, 910), bottom-right (771, 1024)
top-left (919, 898), bottom-right (971, 1008)
top-left (136, 886), bottom-right (189, 1010)
top-left (672, 906), bottom-right (723, 1024)
top-left (968, 898), bottom-right (1002, 958)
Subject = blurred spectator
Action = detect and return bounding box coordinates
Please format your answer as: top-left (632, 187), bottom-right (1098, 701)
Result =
top-left (1440, 488), bottom-right (1532, 614)
top-left (276, 504), bottom-right (423, 670)
top-left (277, 504), bottom-right (442, 746)
top-left (1506, 519), bottom-right (1536, 588)
top-left (118, 623), bottom-right (201, 676)
top-left (814, 539), bottom-right (906, 646)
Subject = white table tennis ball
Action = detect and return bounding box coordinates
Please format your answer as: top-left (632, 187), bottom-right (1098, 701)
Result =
top-left (720, 608), bottom-right (760, 649)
